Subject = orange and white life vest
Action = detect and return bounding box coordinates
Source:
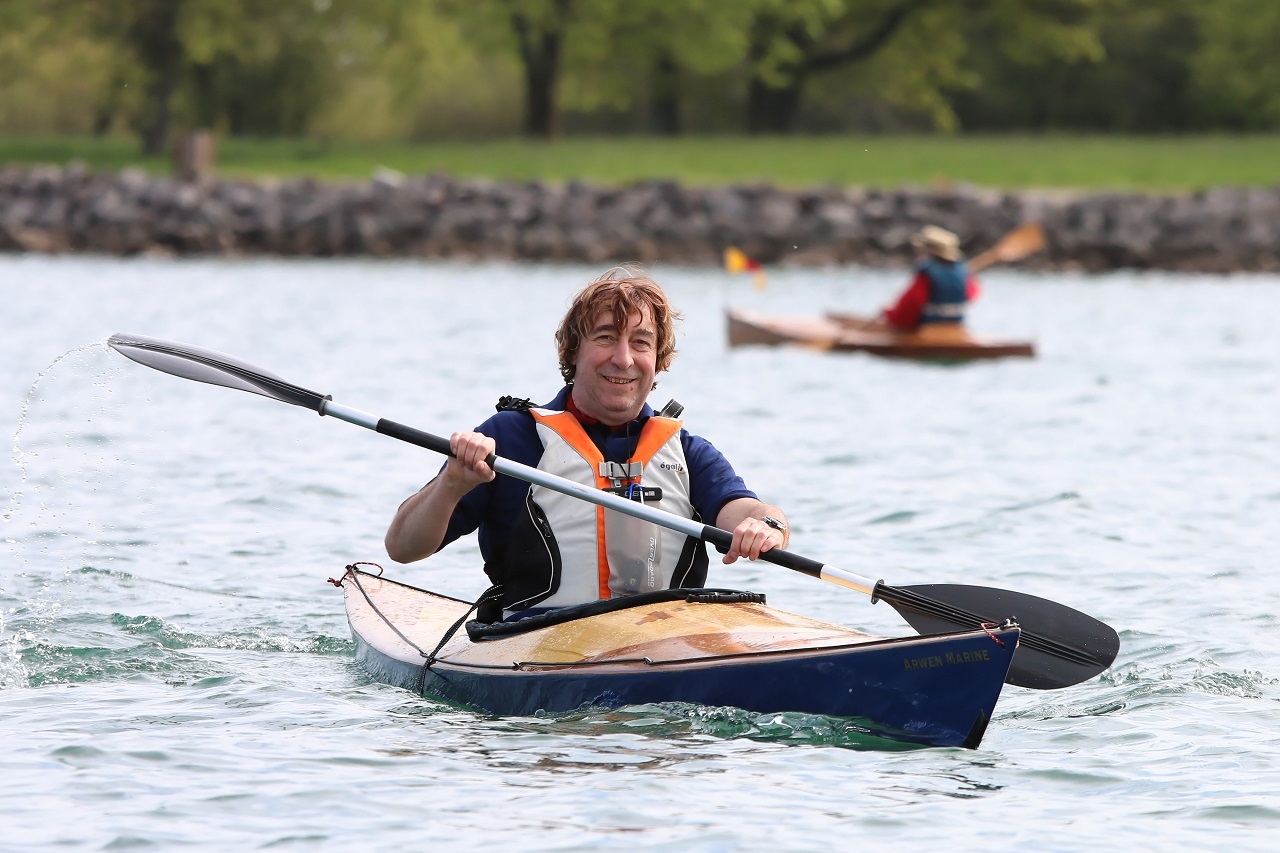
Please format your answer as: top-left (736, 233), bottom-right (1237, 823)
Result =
top-left (502, 407), bottom-right (698, 611)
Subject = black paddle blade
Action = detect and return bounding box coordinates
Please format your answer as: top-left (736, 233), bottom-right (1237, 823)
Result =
top-left (108, 333), bottom-right (328, 411)
top-left (879, 583), bottom-right (1119, 690)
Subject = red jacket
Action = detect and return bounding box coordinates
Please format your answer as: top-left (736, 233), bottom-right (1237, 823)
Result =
top-left (881, 271), bottom-right (981, 331)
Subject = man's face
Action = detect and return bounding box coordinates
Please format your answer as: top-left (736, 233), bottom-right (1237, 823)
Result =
top-left (569, 305), bottom-right (658, 426)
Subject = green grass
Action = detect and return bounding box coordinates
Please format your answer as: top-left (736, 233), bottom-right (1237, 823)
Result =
top-left (3, 134), bottom-right (1279, 191)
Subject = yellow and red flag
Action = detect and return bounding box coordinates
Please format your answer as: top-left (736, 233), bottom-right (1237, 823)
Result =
top-left (723, 247), bottom-right (766, 291)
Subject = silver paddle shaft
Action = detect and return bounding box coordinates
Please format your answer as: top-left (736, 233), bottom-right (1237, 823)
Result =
top-left (321, 399), bottom-right (879, 596)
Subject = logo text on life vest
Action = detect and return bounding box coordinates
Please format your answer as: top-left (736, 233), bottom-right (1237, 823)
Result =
top-left (646, 536), bottom-right (658, 587)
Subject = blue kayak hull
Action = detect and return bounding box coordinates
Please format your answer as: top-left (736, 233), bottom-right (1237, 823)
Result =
top-left (355, 628), bottom-right (1016, 748)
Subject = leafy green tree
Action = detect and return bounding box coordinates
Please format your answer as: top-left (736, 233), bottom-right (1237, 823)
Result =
top-left (742, 0), bottom-right (1102, 133)
top-left (1190, 0), bottom-right (1280, 129)
top-left (8, 0), bottom-right (1280, 144)
top-left (952, 0), bottom-right (1198, 132)
top-left (74, 0), bottom-right (185, 153)
top-left (0, 1), bottom-right (124, 135)
top-left (557, 0), bottom-right (757, 135)
top-left (180, 0), bottom-right (349, 136)
top-left (73, 0), bottom-right (369, 152)
top-left (443, 0), bottom-right (757, 138)
top-left (440, 0), bottom-right (583, 138)
top-left (312, 0), bottom-right (518, 141)
top-left (744, 0), bottom-right (924, 133)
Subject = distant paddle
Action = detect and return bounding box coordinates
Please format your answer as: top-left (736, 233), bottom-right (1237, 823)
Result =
top-left (108, 332), bottom-right (1118, 690)
top-left (968, 222), bottom-right (1046, 273)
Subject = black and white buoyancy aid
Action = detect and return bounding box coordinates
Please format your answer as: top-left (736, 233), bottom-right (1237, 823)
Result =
top-left (489, 406), bottom-right (708, 614)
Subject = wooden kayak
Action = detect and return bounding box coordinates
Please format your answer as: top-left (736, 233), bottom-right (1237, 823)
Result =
top-left (336, 565), bottom-right (1021, 749)
top-left (727, 308), bottom-right (1036, 361)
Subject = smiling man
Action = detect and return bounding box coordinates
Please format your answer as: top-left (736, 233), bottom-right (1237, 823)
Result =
top-left (385, 266), bottom-right (789, 620)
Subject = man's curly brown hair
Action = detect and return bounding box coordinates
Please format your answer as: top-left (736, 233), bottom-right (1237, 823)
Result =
top-left (555, 266), bottom-right (680, 383)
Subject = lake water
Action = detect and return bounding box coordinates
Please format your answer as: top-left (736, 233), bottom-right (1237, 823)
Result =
top-left (2, 254), bottom-right (1277, 851)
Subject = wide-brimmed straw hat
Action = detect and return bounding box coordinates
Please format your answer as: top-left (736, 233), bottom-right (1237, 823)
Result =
top-left (911, 225), bottom-right (962, 261)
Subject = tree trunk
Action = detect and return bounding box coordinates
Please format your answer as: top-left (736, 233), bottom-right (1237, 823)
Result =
top-left (746, 76), bottom-right (806, 134)
top-left (132, 0), bottom-right (185, 156)
top-left (744, 12), bottom-right (807, 135)
top-left (512, 12), bottom-right (564, 139)
top-left (648, 53), bottom-right (681, 135)
top-left (141, 75), bottom-right (178, 155)
top-left (742, 0), bottom-right (929, 134)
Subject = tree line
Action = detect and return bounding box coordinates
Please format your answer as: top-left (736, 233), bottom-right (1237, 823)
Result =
top-left (2, 0), bottom-right (1277, 154)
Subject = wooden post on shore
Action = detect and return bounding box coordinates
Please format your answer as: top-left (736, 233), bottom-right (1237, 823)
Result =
top-left (173, 130), bottom-right (216, 182)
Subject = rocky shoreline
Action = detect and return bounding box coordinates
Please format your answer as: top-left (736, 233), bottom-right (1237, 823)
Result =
top-left (2, 163), bottom-right (1277, 273)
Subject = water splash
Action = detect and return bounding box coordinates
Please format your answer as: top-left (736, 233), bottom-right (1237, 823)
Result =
top-left (2, 338), bottom-right (157, 579)
top-left (3, 338), bottom-right (142, 689)
top-left (4, 338), bottom-right (115, 530)
top-left (0, 606), bottom-right (31, 690)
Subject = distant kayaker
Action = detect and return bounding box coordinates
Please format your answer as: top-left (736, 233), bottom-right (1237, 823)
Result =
top-left (385, 266), bottom-right (790, 619)
top-left (880, 225), bottom-right (982, 332)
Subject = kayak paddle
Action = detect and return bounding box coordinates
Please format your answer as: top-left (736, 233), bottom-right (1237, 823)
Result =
top-left (969, 222), bottom-right (1046, 273)
top-left (107, 332), bottom-right (1118, 690)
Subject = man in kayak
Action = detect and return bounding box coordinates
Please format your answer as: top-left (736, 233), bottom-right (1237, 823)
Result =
top-left (385, 266), bottom-right (790, 619)
top-left (879, 225), bottom-right (981, 332)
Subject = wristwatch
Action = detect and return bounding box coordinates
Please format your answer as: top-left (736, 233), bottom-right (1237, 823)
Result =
top-left (762, 516), bottom-right (788, 534)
